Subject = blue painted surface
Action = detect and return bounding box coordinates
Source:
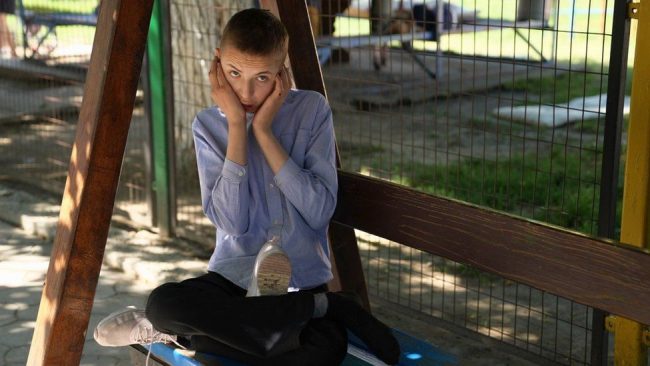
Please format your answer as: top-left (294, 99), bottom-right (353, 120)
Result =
top-left (145, 344), bottom-right (247, 366)
top-left (344, 329), bottom-right (458, 366)
top-left (145, 328), bottom-right (457, 366)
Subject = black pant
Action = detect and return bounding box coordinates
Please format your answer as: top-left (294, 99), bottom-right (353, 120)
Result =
top-left (145, 272), bottom-right (348, 366)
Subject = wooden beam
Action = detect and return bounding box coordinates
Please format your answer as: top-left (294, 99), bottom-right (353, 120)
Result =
top-left (333, 171), bottom-right (650, 326)
top-left (27, 0), bottom-right (154, 364)
top-left (264, 0), bottom-right (370, 308)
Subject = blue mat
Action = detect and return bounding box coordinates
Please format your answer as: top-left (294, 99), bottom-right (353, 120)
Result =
top-left (144, 329), bottom-right (457, 366)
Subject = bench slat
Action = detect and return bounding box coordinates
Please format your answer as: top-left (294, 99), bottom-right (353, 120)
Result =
top-left (332, 171), bottom-right (650, 326)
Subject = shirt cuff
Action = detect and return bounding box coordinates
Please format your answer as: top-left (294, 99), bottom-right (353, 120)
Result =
top-left (221, 158), bottom-right (247, 182)
top-left (274, 158), bottom-right (300, 187)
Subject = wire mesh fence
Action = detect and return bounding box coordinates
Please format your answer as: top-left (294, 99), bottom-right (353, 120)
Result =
top-left (0, 0), bottom-right (152, 227)
top-left (318, 0), bottom-right (630, 364)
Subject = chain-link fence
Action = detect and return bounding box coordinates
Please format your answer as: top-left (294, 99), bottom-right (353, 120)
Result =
top-left (0, 0), bottom-right (152, 227)
top-left (321, 0), bottom-right (630, 364)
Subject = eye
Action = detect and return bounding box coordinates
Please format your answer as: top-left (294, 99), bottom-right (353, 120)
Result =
top-left (229, 70), bottom-right (240, 78)
top-left (256, 75), bottom-right (269, 82)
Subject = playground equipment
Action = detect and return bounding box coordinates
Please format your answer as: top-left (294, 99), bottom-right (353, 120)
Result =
top-left (24, 0), bottom-right (650, 365)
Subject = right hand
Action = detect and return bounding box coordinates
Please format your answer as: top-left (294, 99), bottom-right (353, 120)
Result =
top-left (209, 56), bottom-right (245, 124)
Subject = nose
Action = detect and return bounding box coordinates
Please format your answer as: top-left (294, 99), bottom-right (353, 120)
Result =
top-left (238, 80), bottom-right (254, 102)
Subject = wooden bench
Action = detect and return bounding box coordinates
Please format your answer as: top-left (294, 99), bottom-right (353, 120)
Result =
top-left (16, 0), bottom-right (98, 59)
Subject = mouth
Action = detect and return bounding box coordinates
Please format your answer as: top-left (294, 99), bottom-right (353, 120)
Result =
top-left (242, 104), bottom-right (255, 112)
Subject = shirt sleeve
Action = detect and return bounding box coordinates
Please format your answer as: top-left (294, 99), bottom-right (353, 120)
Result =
top-left (192, 117), bottom-right (250, 236)
top-left (274, 97), bottom-right (338, 230)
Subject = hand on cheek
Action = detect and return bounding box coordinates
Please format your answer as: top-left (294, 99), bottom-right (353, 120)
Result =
top-left (209, 56), bottom-right (245, 125)
top-left (252, 65), bottom-right (292, 134)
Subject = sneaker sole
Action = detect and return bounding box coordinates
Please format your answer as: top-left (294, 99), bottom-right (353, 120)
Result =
top-left (96, 306), bottom-right (138, 330)
top-left (256, 252), bottom-right (291, 296)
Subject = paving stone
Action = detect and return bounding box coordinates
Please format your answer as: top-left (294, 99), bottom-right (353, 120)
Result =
top-left (0, 286), bottom-right (43, 306)
top-left (80, 354), bottom-right (122, 366)
top-left (0, 343), bottom-right (9, 360)
top-left (15, 303), bottom-right (39, 321)
top-left (0, 308), bottom-right (16, 327)
top-left (113, 281), bottom-right (158, 295)
top-left (2, 325), bottom-right (33, 349)
top-left (6, 344), bottom-right (29, 364)
top-left (93, 278), bottom-right (118, 300)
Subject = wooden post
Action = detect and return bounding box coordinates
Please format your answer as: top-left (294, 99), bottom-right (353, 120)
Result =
top-left (261, 0), bottom-right (371, 309)
top-left (26, 0), bottom-right (154, 364)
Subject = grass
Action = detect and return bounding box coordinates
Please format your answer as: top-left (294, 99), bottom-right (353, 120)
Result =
top-left (23, 0), bottom-right (98, 14)
top-left (337, 141), bottom-right (385, 156)
top-left (384, 144), bottom-right (622, 236)
top-left (503, 66), bottom-right (634, 105)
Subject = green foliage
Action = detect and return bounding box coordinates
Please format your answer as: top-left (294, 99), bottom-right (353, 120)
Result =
top-left (391, 145), bottom-right (622, 235)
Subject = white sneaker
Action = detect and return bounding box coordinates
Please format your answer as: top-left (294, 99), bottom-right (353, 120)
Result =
top-left (94, 306), bottom-right (178, 347)
top-left (246, 237), bottom-right (292, 297)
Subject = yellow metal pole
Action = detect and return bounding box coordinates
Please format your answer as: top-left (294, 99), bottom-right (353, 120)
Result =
top-left (614, 2), bottom-right (649, 365)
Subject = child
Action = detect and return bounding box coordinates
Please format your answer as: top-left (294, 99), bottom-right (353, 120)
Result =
top-left (94, 8), bottom-right (400, 365)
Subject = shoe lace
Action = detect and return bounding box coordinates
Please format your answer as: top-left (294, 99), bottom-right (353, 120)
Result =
top-left (133, 323), bottom-right (186, 366)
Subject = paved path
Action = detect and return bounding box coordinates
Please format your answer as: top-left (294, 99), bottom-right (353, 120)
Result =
top-left (0, 181), bottom-right (206, 366)
top-left (0, 219), bottom-right (154, 365)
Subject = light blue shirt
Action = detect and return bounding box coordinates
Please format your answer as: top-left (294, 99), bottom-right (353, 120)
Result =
top-left (192, 89), bottom-right (338, 290)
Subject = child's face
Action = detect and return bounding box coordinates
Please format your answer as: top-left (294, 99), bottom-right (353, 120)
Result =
top-left (217, 46), bottom-right (285, 113)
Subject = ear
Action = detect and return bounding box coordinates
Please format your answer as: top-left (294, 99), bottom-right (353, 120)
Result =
top-left (215, 48), bottom-right (221, 58)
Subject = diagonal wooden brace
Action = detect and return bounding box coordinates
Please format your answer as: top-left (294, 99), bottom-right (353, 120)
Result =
top-left (26, 1), bottom-right (154, 364)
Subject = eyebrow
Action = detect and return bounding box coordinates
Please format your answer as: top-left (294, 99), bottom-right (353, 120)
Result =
top-left (227, 64), bottom-right (272, 75)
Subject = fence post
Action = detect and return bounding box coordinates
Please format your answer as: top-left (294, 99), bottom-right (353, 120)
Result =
top-left (614, 1), bottom-right (650, 365)
top-left (593, 0), bottom-right (633, 363)
top-left (147, 0), bottom-right (175, 237)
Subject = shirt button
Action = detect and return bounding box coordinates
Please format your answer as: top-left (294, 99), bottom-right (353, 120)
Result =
top-left (269, 183), bottom-right (274, 188)
top-left (238, 171), bottom-right (244, 177)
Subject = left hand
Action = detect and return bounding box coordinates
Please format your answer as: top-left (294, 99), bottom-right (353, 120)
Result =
top-left (252, 65), bottom-right (292, 134)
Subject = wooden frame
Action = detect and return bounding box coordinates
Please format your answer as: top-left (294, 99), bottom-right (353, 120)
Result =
top-left (27, 0), bottom-right (154, 364)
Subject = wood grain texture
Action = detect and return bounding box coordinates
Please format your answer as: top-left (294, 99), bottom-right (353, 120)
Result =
top-left (333, 171), bottom-right (650, 325)
top-left (27, 1), bottom-right (154, 364)
top-left (273, 0), bottom-right (327, 98)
